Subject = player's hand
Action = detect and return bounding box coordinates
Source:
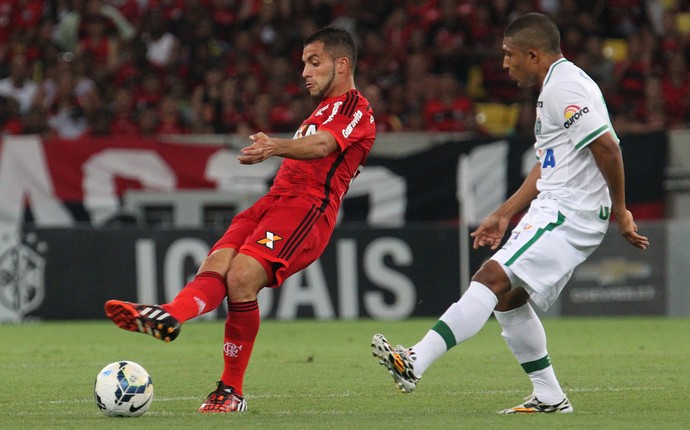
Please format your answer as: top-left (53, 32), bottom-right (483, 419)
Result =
top-left (615, 209), bottom-right (649, 250)
top-left (470, 213), bottom-right (510, 250)
top-left (238, 132), bottom-right (275, 165)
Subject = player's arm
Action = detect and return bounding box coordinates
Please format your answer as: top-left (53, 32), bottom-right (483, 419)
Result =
top-left (238, 130), bottom-right (339, 165)
top-left (588, 132), bottom-right (649, 250)
top-left (471, 162), bottom-right (541, 250)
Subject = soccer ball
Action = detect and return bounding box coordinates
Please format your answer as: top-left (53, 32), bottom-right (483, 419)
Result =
top-left (94, 361), bottom-right (154, 417)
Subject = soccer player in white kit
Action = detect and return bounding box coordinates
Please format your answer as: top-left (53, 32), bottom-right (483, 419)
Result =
top-left (372, 12), bottom-right (649, 414)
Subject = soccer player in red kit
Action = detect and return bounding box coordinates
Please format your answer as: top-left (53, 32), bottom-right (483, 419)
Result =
top-left (104, 26), bottom-right (375, 413)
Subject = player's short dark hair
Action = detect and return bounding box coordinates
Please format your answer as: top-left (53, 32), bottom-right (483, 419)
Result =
top-left (504, 13), bottom-right (562, 54)
top-left (304, 26), bottom-right (358, 72)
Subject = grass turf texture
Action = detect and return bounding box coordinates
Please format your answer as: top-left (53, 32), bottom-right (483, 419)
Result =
top-left (2, 317), bottom-right (688, 429)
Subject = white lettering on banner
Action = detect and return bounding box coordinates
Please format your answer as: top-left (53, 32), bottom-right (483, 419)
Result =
top-left (276, 260), bottom-right (335, 319)
top-left (569, 285), bottom-right (656, 303)
top-left (83, 149), bottom-right (177, 225)
top-left (163, 238), bottom-right (210, 319)
top-left (135, 236), bottom-right (416, 320)
top-left (135, 239), bottom-right (157, 305)
top-left (337, 239), bottom-right (358, 319)
top-left (0, 136), bottom-right (73, 226)
top-left (363, 238), bottom-right (415, 319)
top-left (135, 237), bottom-right (216, 321)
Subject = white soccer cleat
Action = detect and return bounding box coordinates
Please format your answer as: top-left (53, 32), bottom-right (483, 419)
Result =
top-left (498, 394), bottom-right (574, 414)
top-left (371, 333), bottom-right (420, 393)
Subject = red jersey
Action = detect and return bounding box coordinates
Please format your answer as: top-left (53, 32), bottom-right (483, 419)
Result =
top-left (268, 89), bottom-right (376, 224)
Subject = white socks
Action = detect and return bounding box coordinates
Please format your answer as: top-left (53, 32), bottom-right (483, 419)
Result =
top-left (412, 282), bottom-right (498, 376)
top-left (494, 303), bottom-right (565, 404)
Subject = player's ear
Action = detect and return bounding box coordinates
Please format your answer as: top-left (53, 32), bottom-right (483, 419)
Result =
top-left (528, 49), bottom-right (539, 64)
top-left (336, 56), bottom-right (349, 74)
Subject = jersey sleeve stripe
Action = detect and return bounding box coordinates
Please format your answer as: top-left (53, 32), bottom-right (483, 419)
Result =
top-left (339, 90), bottom-right (359, 117)
top-left (574, 125), bottom-right (609, 149)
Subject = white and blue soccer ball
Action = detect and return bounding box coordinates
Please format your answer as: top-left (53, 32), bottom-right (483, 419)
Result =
top-left (94, 361), bottom-right (154, 417)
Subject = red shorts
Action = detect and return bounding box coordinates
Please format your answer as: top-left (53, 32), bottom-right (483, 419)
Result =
top-left (210, 194), bottom-right (333, 287)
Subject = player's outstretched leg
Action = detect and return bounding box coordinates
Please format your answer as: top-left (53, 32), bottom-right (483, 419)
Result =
top-left (104, 300), bottom-right (181, 342)
top-left (371, 333), bottom-right (420, 393)
top-left (198, 381), bottom-right (248, 413)
top-left (499, 394), bottom-right (573, 414)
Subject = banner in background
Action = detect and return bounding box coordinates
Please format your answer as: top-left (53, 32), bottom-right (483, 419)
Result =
top-left (0, 222), bottom-right (670, 321)
top-left (561, 223), bottom-right (666, 316)
top-left (0, 133), bottom-right (667, 226)
top-left (16, 226), bottom-right (461, 321)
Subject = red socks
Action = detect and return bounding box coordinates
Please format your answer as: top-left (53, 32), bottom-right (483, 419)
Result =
top-left (220, 300), bottom-right (260, 396)
top-left (161, 271), bottom-right (260, 396)
top-left (162, 271), bottom-right (228, 322)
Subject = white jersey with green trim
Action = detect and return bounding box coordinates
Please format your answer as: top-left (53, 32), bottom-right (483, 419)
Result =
top-left (534, 58), bottom-right (616, 232)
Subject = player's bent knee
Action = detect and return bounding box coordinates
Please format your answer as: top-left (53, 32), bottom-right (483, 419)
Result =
top-left (471, 260), bottom-right (511, 296)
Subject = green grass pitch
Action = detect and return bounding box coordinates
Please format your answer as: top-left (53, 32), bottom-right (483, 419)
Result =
top-left (2, 317), bottom-right (688, 429)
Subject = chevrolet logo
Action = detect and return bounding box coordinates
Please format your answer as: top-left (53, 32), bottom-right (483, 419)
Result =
top-left (574, 257), bottom-right (651, 286)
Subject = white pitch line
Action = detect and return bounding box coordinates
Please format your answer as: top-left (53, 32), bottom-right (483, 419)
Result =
top-left (46, 385), bottom-right (664, 405)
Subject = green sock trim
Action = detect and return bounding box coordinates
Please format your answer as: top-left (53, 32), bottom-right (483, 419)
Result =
top-left (521, 355), bottom-right (552, 373)
top-left (432, 320), bottom-right (456, 350)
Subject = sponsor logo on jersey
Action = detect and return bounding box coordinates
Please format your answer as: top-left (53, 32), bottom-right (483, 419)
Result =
top-left (342, 109), bottom-right (363, 138)
top-left (257, 231), bottom-right (283, 249)
top-left (563, 104), bottom-right (589, 129)
top-left (323, 101), bottom-right (343, 125)
top-left (315, 104), bottom-right (330, 116)
top-left (293, 123), bottom-right (317, 139)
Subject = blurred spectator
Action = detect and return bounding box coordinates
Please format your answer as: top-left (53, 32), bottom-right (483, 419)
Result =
top-left (576, 35), bottom-right (616, 94)
top-left (661, 52), bottom-right (690, 128)
top-left (53, 0), bottom-right (136, 53)
top-left (141, 7), bottom-right (181, 70)
top-left (157, 94), bottom-right (188, 134)
top-left (109, 86), bottom-right (138, 135)
top-left (190, 65), bottom-right (226, 133)
top-left (75, 14), bottom-right (121, 82)
top-left (479, 38), bottom-right (521, 102)
top-left (36, 54), bottom-right (98, 119)
top-left (363, 83), bottom-right (403, 133)
top-left (134, 70), bottom-right (164, 108)
top-left (614, 74), bottom-right (667, 133)
top-left (22, 105), bottom-right (52, 137)
top-left (87, 107), bottom-right (114, 136)
top-left (560, 25), bottom-right (585, 60)
top-left (0, 95), bottom-right (23, 135)
top-left (426, 0), bottom-right (473, 83)
top-left (602, 0), bottom-right (651, 38)
top-left (610, 32), bottom-right (654, 120)
top-left (423, 73), bottom-right (476, 132)
top-left (137, 104), bottom-right (159, 137)
top-left (0, 54), bottom-right (38, 114)
top-left (41, 59), bottom-right (97, 139)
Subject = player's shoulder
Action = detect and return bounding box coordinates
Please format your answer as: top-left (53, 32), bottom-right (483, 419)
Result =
top-left (543, 61), bottom-right (594, 98)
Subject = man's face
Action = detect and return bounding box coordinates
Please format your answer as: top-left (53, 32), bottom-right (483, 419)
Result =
top-left (502, 37), bottom-right (538, 88)
top-left (301, 41), bottom-right (337, 100)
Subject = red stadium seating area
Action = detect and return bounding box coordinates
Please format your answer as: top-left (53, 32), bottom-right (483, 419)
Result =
top-left (0, 0), bottom-right (688, 139)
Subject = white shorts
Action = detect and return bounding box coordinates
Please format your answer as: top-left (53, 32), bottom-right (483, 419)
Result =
top-left (491, 199), bottom-right (606, 311)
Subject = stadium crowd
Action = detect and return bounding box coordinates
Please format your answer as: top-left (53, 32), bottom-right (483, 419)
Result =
top-left (0, 0), bottom-right (688, 139)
